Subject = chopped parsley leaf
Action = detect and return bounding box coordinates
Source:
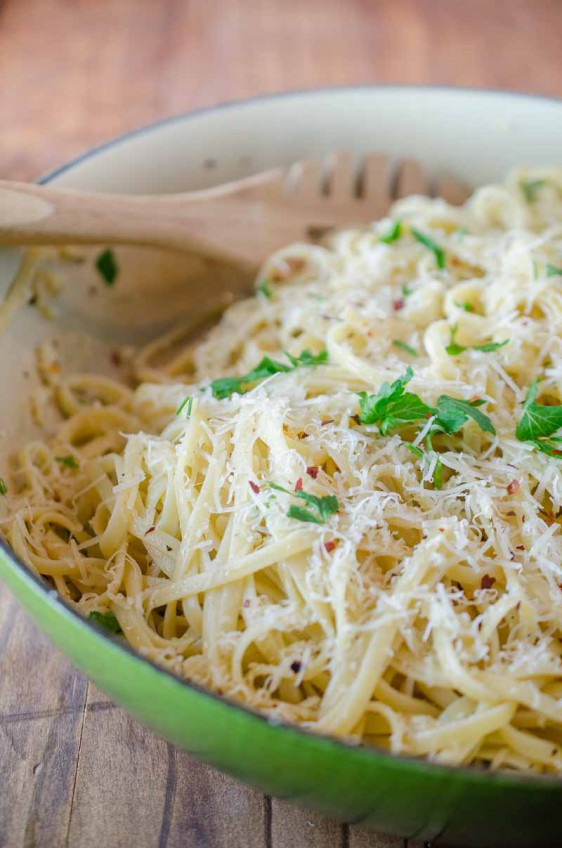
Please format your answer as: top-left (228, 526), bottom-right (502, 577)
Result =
top-left (210, 349), bottom-right (327, 399)
top-left (520, 179), bottom-right (547, 203)
top-left (89, 610), bottom-right (122, 634)
top-left (56, 455), bottom-right (79, 469)
top-left (0, 478), bottom-right (7, 495)
top-left (546, 264), bottom-right (562, 278)
top-left (95, 249), bottom-right (119, 286)
top-left (404, 444), bottom-right (443, 489)
top-left (392, 340), bottom-right (418, 357)
top-left (433, 396), bottom-right (496, 436)
top-left (446, 324), bottom-right (508, 356)
top-left (285, 349), bottom-right (328, 368)
top-left (379, 220), bottom-right (402, 244)
top-left (256, 280), bottom-right (272, 299)
top-left (515, 381), bottom-right (562, 457)
top-left (401, 283), bottom-right (412, 298)
top-left (176, 395), bottom-right (193, 417)
top-left (269, 482), bottom-right (339, 525)
top-left (357, 367), bottom-right (495, 441)
top-left (454, 301), bottom-right (474, 313)
top-left (411, 229), bottom-right (446, 269)
top-left (433, 456), bottom-right (444, 490)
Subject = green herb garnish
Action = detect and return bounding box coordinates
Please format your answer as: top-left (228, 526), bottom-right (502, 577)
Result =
top-left (411, 229), bottom-right (446, 269)
top-left (95, 249), bottom-right (119, 286)
top-left (269, 482), bottom-right (339, 525)
top-left (515, 381), bottom-right (562, 458)
top-left (285, 349), bottom-right (328, 368)
top-left (56, 455), bottom-right (79, 469)
top-left (401, 283), bottom-right (412, 298)
top-left (404, 443), bottom-right (444, 488)
top-left (445, 324), bottom-right (508, 356)
top-left (392, 340), bottom-right (418, 357)
top-left (454, 301), bottom-right (474, 313)
top-left (380, 220), bottom-right (402, 244)
top-left (358, 367), bottom-right (434, 434)
top-left (433, 456), bottom-right (444, 490)
top-left (432, 396), bottom-right (496, 436)
top-left (0, 478), bottom-right (7, 495)
top-left (257, 280), bottom-right (272, 299)
top-left (357, 367), bottom-right (495, 439)
top-left (176, 396), bottom-right (193, 417)
top-left (546, 264), bottom-right (562, 278)
top-left (89, 610), bottom-right (122, 634)
top-left (520, 179), bottom-right (547, 204)
top-left (210, 349), bottom-right (327, 399)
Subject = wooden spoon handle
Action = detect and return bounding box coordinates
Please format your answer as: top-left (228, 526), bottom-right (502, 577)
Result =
top-left (0, 180), bottom-right (242, 259)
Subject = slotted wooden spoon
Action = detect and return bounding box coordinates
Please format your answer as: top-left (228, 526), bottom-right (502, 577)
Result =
top-left (0, 154), bottom-right (468, 269)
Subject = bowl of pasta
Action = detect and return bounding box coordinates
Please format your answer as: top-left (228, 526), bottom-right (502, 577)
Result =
top-left (2, 86), bottom-right (562, 847)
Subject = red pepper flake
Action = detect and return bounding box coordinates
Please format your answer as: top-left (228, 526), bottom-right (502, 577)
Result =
top-left (290, 660), bottom-right (302, 673)
top-left (306, 466), bottom-right (319, 479)
top-left (109, 349), bottom-right (122, 367)
top-left (145, 526), bottom-right (156, 535)
top-left (249, 481), bottom-right (260, 494)
top-left (324, 540), bottom-right (336, 553)
top-left (393, 298), bottom-right (404, 311)
top-left (516, 544), bottom-right (525, 550)
top-left (507, 480), bottom-right (520, 495)
top-left (295, 477), bottom-right (303, 492)
top-left (298, 432), bottom-right (309, 440)
top-left (450, 257), bottom-right (461, 266)
top-left (470, 395), bottom-right (481, 404)
top-left (551, 449), bottom-right (562, 456)
top-left (481, 574), bottom-right (496, 590)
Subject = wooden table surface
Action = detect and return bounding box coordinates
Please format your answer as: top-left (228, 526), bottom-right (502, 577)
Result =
top-left (2, 1), bottom-right (562, 846)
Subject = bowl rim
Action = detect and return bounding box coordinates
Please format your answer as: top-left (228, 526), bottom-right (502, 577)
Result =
top-left (5, 82), bottom-right (562, 790)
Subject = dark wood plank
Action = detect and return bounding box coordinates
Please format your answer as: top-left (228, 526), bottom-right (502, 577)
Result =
top-left (0, 586), bottom-right (88, 847)
top-left (349, 827), bottom-right (406, 847)
top-left (68, 684), bottom-right (266, 848)
top-left (271, 799), bottom-right (344, 847)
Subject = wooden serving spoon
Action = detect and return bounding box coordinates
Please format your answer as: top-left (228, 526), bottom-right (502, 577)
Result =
top-left (0, 154), bottom-right (469, 269)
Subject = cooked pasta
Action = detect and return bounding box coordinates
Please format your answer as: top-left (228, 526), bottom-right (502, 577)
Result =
top-left (3, 167), bottom-right (562, 772)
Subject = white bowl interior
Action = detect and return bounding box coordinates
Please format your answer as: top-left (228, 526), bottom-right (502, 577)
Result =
top-left (1, 86), bottom-right (562, 464)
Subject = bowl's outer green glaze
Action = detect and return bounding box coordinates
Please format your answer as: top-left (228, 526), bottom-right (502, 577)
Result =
top-left (3, 87), bottom-right (562, 847)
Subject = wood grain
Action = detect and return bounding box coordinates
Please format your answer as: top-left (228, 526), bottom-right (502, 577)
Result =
top-left (1, 0), bottom-right (561, 845)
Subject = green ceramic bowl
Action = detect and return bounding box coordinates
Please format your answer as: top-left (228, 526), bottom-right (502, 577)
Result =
top-left (2, 87), bottom-right (562, 847)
